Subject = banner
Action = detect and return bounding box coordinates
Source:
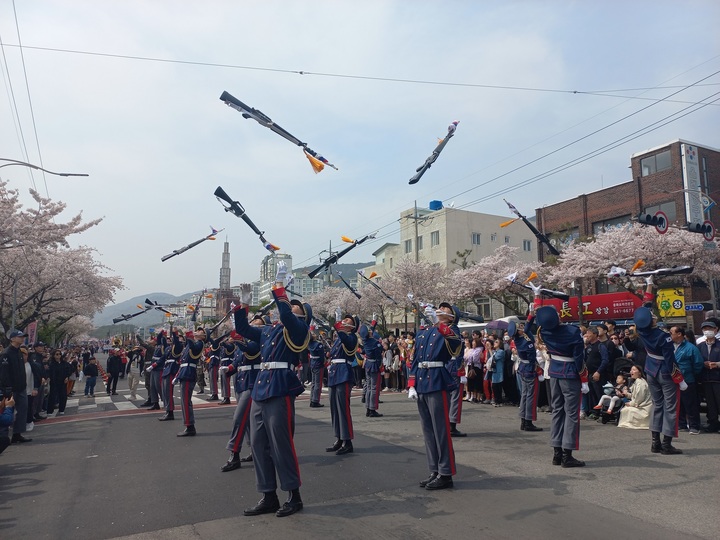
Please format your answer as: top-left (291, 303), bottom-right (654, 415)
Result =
top-left (538, 291), bottom-right (644, 322)
top-left (26, 321), bottom-right (38, 346)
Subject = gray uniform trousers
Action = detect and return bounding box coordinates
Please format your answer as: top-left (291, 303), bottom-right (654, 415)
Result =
top-left (519, 374), bottom-right (539, 421)
top-left (329, 381), bottom-right (354, 440)
top-left (250, 395), bottom-right (301, 492)
top-left (161, 375), bottom-right (175, 413)
top-left (417, 390), bottom-right (456, 476)
top-left (179, 380), bottom-right (195, 426)
top-left (226, 389), bottom-right (252, 453)
top-left (149, 370), bottom-right (162, 406)
top-left (448, 381), bottom-right (463, 424)
top-left (364, 369), bottom-right (382, 411)
top-left (549, 378), bottom-right (581, 450)
top-left (310, 367), bottom-right (323, 403)
top-left (647, 371), bottom-right (679, 437)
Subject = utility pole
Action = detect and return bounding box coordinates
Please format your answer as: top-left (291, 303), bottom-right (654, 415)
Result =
top-left (414, 200), bottom-right (420, 263)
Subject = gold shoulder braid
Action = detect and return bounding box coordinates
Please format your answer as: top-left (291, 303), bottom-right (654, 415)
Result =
top-left (342, 340), bottom-right (358, 356)
top-left (445, 335), bottom-right (462, 358)
top-left (245, 350), bottom-right (261, 361)
top-left (284, 327), bottom-right (310, 353)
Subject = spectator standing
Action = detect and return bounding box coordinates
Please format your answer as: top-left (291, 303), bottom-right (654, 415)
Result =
top-left (21, 346), bottom-right (41, 432)
top-left (47, 349), bottom-right (70, 416)
top-left (0, 330), bottom-right (32, 443)
top-left (698, 320), bottom-right (720, 433)
top-left (83, 357), bottom-right (99, 397)
top-left (0, 390), bottom-right (16, 454)
top-left (29, 342), bottom-right (49, 420)
top-left (671, 326), bottom-right (703, 434)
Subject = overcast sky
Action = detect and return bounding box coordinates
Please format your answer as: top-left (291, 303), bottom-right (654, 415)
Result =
top-left (1, 1), bottom-right (718, 305)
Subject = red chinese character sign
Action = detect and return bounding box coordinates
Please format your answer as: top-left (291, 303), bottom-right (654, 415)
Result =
top-left (537, 292), bottom-right (644, 322)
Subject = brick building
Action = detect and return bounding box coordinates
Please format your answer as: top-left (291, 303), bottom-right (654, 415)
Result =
top-left (535, 139), bottom-right (720, 328)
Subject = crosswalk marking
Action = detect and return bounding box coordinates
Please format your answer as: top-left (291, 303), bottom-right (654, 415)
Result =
top-left (114, 402), bottom-right (137, 411)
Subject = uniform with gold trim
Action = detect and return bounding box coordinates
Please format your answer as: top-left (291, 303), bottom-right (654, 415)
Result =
top-left (174, 329), bottom-right (207, 436)
top-left (308, 334), bottom-right (326, 407)
top-left (158, 333), bottom-right (183, 421)
top-left (326, 312), bottom-right (359, 454)
top-left (510, 321), bottom-right (543, 432)
top-left (145, 331), bottom-right (168, 410)
top-left (360, 319), bottom-right (383, 417)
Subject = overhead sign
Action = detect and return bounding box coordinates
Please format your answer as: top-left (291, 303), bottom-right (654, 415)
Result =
top-left (681, 144), bottom-right (704, 224)
top-left (539, 291), bottom-right (643, 322)
top-left (657, 287), bottom-right (685, 318)
top-left (685, 304), bottom-right (704, 311)
top-left (702, 220), bottom-right (715, 242)
top-left (655, 210), bottom-right (669, 234)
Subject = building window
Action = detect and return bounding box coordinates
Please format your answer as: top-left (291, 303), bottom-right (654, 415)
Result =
top-left (640, 150), bottom-right (671, 177)
top-left (431, 231), bottom-right (440, 247)
top-left (643, 202), bottom-right (677, 225)
top-left (550, 227), bottom-right (579, 250)
top-left (473, 296), bottom-right (492, 320)
top-left (592, 215), bottom-right (632, 235)
top-left (491, 233), bottom-right (497, 242)
top-left (503, 295), bottom-right (519, 317)
top-left (471, 232), bottom-right (481, 245)
top-left (417, 235), bottom-right (423, 250)
top-left (404, 239), bottom-right (412, 254)
top-left (523, 239), bottom-right (532, 251)
top-left (504, 236), bottom-right (510, 244)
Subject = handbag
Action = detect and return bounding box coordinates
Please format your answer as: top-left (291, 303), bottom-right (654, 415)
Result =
top-left (466, 366), bottom-right (477, 379)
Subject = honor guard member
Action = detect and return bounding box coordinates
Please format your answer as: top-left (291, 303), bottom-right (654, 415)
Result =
top-left (527, 306), bottom-right (586, 467)
top-left (210, 332), bottom-right (232, 404)
top-left (509, 321), bottom-right (543, 432)
top-left (409, 303), bottom-right (462, 490)
top-left (145, 331), bottom-right (168, 410)
top-left (439, 304), bottom-right (465, 438)
top-left (174, 328), bottom-right (207, 437)
top-left (219, 325), bottom-right (263, 472)
top-left (308, 330), bottom-right (326, 408)
top-left (136, 335), bottom-right (157, 406)
top-left (233, 261), bottom-right (309, 518)
top-left (158, 333), bottom-right (183, 421)
top-left (206, 336), bottom-right (221, 401)
top-left (634, 307), bottom-right (686, 455)
top-left (360, 315), bottom-right (383, 417)
top-left (326, 308), bottom-right (359, 455)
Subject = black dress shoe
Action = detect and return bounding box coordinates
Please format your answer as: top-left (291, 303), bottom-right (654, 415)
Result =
top-left (425, 475), bottom-right (453, 490)
top-left (325, 439), bottom-right (342, 452)
top-left (196, 389), bottom-right (205, 394)
top-left (158, 412), bottom-right (174, 421)
top-left (147, 404), bottom-right (160, 410)
top-left (561, 450), bottom-right (585, 468)
top-left (34, 414), bottom-right (47, 421)
top-left (240, 454), bottom-right (254, 463)
top-left (367, 410), bottom-right (383, 418)
top-left (276, 490), bottom-right (303, 517)
top-left (552, 448), bottom-right (562, 466)
top-left (12, 434), bottom-right (32, 443)
top-left (309, 402), bottom-right (324, 408)
top-left (220, 397), bottom-right (231, 405)
top-left (336, 441), bottom-right (353, 455)
top-left (140, 400), bottom-right (152, 407)
top-left (450, 429), bottom-right (466, 438)
top-left (524, 422), bottom-right (543, 432)
top-left (207, 394), bottom-right (219, 401)
top-left (177, 425), bottom-right (196, 437)
top-left (221, 457), bottom-right (241, 472)
top-left (419, 472), bottom-right (438, 488)
top-left (244, 493), bottom-right (280, 516)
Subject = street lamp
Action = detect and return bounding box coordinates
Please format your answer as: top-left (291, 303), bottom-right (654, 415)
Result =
top-left (0, 158), bottom-right (89, 177)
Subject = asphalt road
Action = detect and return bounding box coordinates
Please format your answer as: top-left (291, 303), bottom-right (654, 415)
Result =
top-left (1, 386), bottom-right (717, 540)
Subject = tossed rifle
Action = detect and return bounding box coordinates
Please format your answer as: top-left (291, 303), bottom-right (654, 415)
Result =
top-left (607, 260), bottom-right (694, 279)
top-left (409, 121), bottom-right (459, 185)
top-left (307, 232), bottom-right (377, 279)
top-left (501, 199), bottom-right (560, 257)
top-left (214, 186), bottom-right (280, 253)
top-left (506, 272), bottom-right (570, 302)
top-left (161, 226), bottom-right (224, 262)
top-left (189, 289), bottom-right (213, 323)
top-left (357, 270), bottom-right (398, 304)
top-left (144, 298), bottom-right (173, 315)
top-left (112, 305), bottom-right (150, 324)
top-left (336, 271), bottom-right (361, 299)
top-left (406, 294), bottom-right (436, 327)
top-left (457, 310), bottom-right (485, 324)
top-left (220, 90), bottom-right (337, 174)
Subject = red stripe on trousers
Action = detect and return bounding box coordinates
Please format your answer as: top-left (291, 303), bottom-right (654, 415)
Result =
top-left (531, 377), bottom-right (539, 421)
top-left (673, 385), bottom-right (680, 438)
top-left (231, 398), bottom-right (252, 453)
top-left (344, 382), bottom-right (354, 439)
top-left (374, 372), bottom-right (382, 409)
top-left (573, 387), bottom-right (581, 450)
top-left (456, 383), bottom-right (463, 423)
top-left (285, 396), bottom-right (301, 486)
top-left (183, 382), bottom-right (192, 426)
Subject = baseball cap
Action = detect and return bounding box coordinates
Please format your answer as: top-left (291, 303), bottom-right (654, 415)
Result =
top-left (701, 320), bottom-right (718, 329)
top-left (8, 330), bottom-right (27, 339)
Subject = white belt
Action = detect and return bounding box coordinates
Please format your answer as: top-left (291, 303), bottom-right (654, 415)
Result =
top-left (239, 365), bottom-right (259, 371)
top-left (260, 362), bottom-right (289, 370)
top-left (518, 359), bottom-right (531, 364)
top-left (310, 356), bottom-right (321, 360)
top-left (364, 359), bottom-right (378, 363)
top-left (179, 363), bottom-right (196, 368)
top-left (165, 360), bottom-right (175, 364)
top-left (418, 361), bottom-right (445, 368)
top-left (551, 354), bottom-right (574, 363)
top-left (331, 359), bottom-right (352, 364)
top-left (646, 352), bottom-right (664, 360)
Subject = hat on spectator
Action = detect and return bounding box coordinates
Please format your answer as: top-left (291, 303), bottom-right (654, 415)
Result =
top-left (535, 306), bottom-right (560, 330)
top-left (597, 323), bottom-right (608, 332)
top-left (700, 320), bottom-right (717, 329)
top-left (35, 341), bottom-right (47, 347)
top-left (8, 329), bottom-right (27, 339)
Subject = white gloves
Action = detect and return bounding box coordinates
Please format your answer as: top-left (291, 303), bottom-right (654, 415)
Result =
top-left (460, 376), bottom-right (467, 384)
top-left (424, 306), bottom-right (438, 325)
top-left (219, 366), bottom-right (229, 374)
top-left (275, 260), bottom-right (288, 284)
top-left (408, 387), bottom-right (418, 400)
top-left (372, 312), bottom-right (378, 323)
top-left (581, 382), bottom-right (589, 394)
top-left (644, 275), bottom-right (654, 286)
top-left (538, 375), bottom-right (545, 382)
top-left (679, 380), bottom-right (688, 391)
top-left (145, 366), bottom-right (153, 373)
top-left (171, 378), bottom-right (178, 386)
top-left (335, 307), bottom-right (342, 322)
top-left (240, 284), bottom-right (252, 305)
top-left (407, 293), bottom-right (414, 302)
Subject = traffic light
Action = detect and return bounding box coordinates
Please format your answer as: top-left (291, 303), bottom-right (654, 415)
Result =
top-left (637, 213), bottom-right (665, 227)
top-left (687, 222), bottom-right (713, 235)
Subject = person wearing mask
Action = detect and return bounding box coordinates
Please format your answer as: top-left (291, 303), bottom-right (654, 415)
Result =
top-left (698, 320), bottom-right (720, 433)
top-left (670, 326), bottom-right (703, 434)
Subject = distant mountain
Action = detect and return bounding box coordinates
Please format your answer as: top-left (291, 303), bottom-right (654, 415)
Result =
top-left (93, 291), bottom-right (195, 328)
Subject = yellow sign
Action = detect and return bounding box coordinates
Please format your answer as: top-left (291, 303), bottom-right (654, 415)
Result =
top-left (656, 287), bottom-right (685, 318)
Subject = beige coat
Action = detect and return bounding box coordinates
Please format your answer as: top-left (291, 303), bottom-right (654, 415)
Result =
top-left (618, 377), bottom-right (652, 430)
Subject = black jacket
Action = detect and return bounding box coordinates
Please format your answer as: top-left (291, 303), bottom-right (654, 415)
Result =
top-left (83, 363), bottom-right (99, 377)
top-left (0, 345), bottom-right (27, 393)
top-left (48, 360), bottom-right (71, 385)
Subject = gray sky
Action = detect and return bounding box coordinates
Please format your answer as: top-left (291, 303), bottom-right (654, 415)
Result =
top-left (1, 1), bottom-right (718, 304)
